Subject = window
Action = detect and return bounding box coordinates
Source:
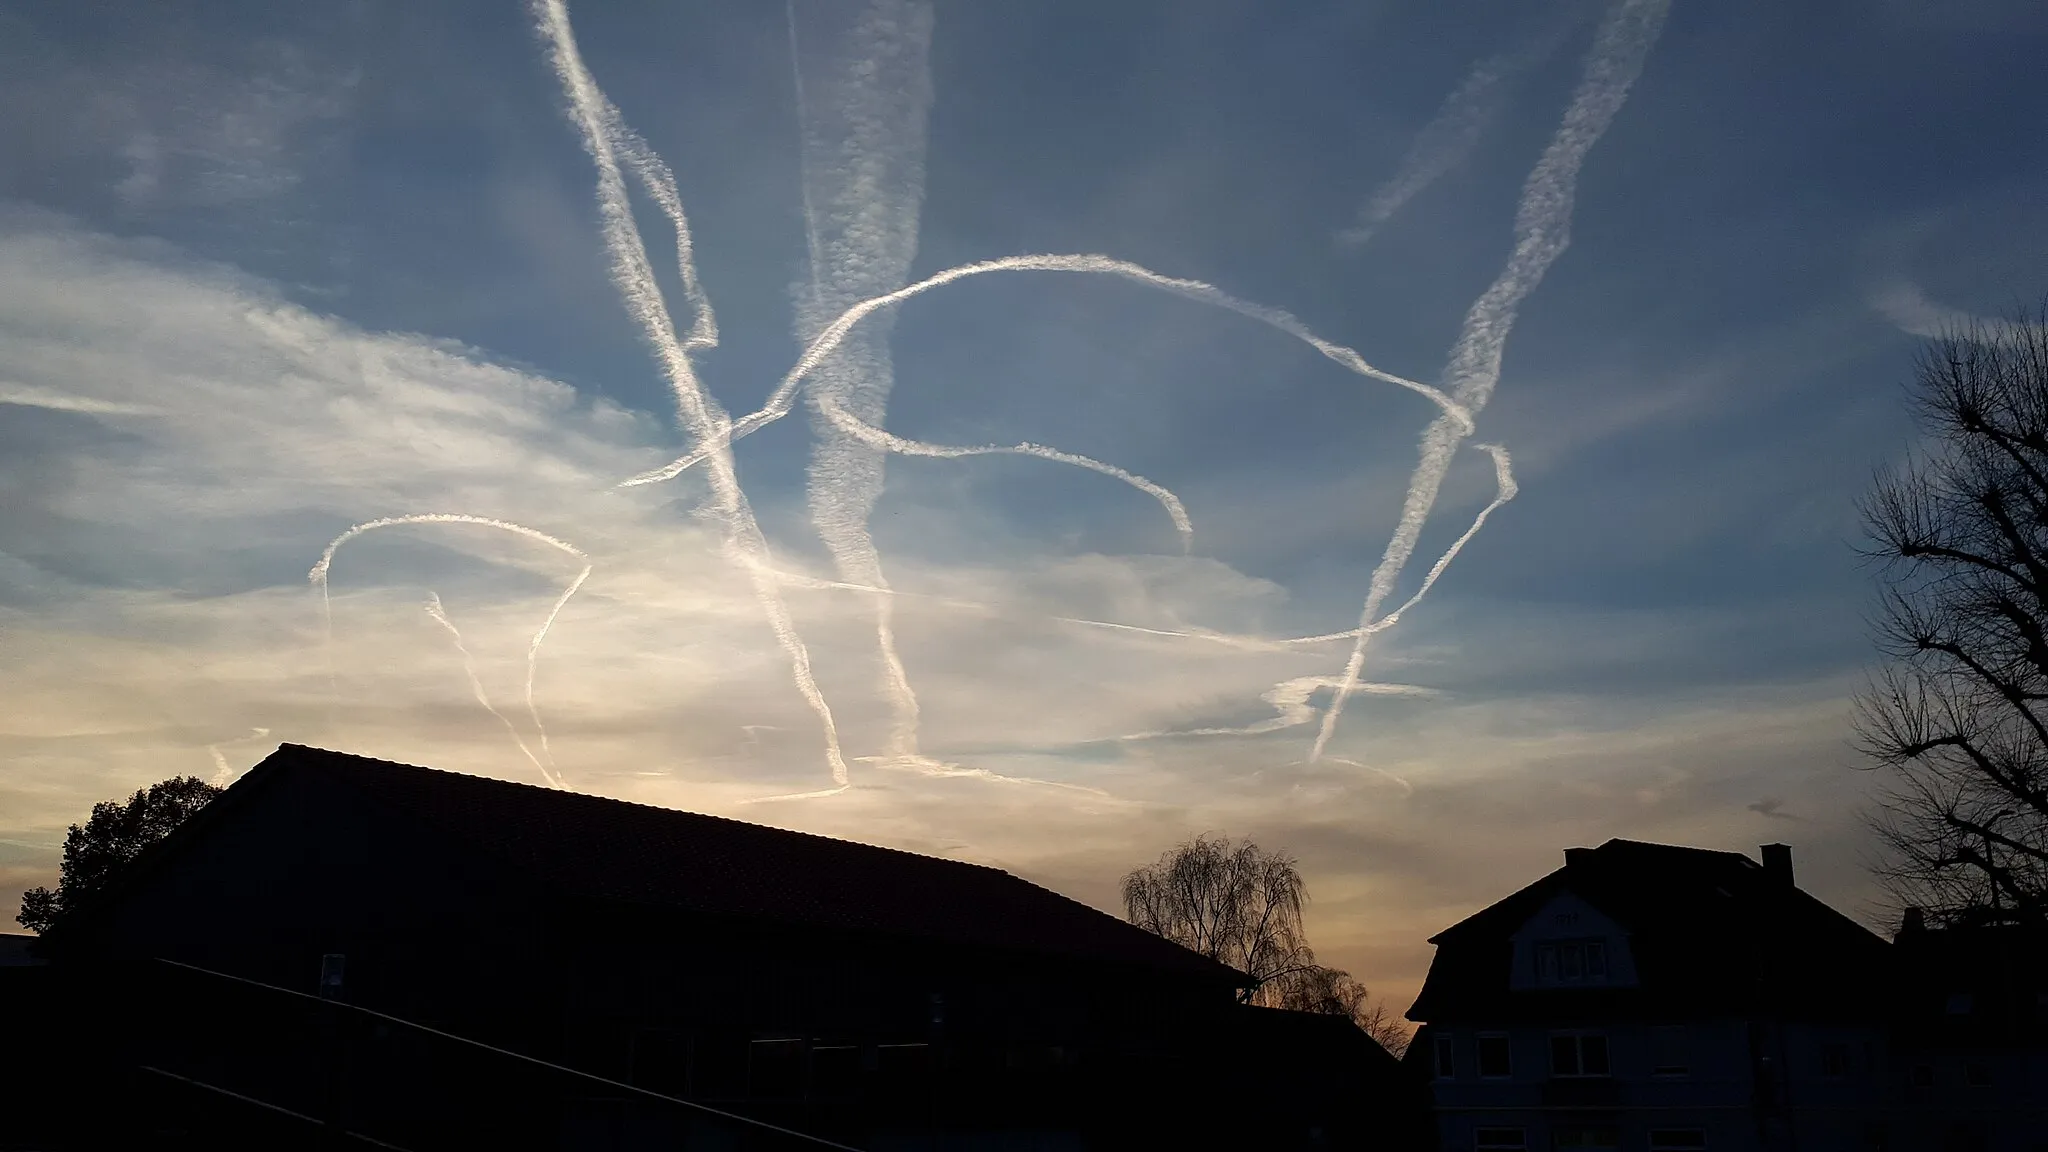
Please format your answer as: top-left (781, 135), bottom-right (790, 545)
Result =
top-left (1946, 992), bottom-right (1974, 1016)
top-left (1534, 940), bottom-right (1610, 985)
top-left (1649, 1130), bottom-right (1707, 1150)
top-left (1435, 1035), bottom-right (1457, 1079)
top-left (1550, 1032), bottom-right (1610, 1077)
top-left (1476, 1128), bottom-right (1527, 1151)
top-left (1911, 1064), bottom-right (1934, 1087)
top-left (1478, 1033), bottom-right (1513, 1078)
top-left (1552, 1127), bottom-right (1619, 1149)
top-left (1820, 1042), bottom-right (1849, 1079)
top-left (1964, 1061), bottom-right (1992, 1087)
top-left (748, 1038), bottom-right (803, 1097)
top-left (811, 1040), bottom-right (861, 1096)
top-left (1651, 1025), bottom-right (1690, 1076)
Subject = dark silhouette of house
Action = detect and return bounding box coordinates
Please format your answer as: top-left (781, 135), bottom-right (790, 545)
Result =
top-left (1888, 913), bottom-right (2048, 1152)
top-left (1405, 839), bottom-right (1895, 1152)
top-left (41, 744), bottom-right (1423, 1150)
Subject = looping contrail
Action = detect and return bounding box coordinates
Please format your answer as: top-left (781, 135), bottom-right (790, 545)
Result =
top-left (814, 395), bottom-right (1193, 546)
top-left (1310, 0), bottom-right (1669, 763)
top-left (424, 591), bottom-right (563, 789)
top-left (310, 513), bottom-right (591, 787)
top-left (619, 252), bottom-right (1472, 488)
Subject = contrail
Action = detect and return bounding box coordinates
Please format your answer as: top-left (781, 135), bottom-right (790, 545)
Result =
top-left (534, 0), bottom-right (851, 788)
top-left (204, 727), bottom-right (272, 787)
top-left (424, 591), bottom-right (562, 788)
top-left (310, 512), bottom-right (591, 785)
top-left (620, 252), bottom-right (1472, 487)
top-left (1311, 0), bottom-right (1669, 763)
top-left (1337, 19), bottom-right (1575, 249)
top-left (789, 0), bottom-right (936, 767)
top-left (1122, 676), bottom-right (1438, 742)
top-left (815, 395), bottom-right (1193, 544)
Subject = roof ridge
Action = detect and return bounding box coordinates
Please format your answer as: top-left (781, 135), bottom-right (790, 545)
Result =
top-left (280, 743), bottom-right (1019, 877)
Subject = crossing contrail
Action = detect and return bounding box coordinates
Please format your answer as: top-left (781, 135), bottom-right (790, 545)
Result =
top-left (310, 513), bottom-right (590, 786)
top-left (1311, 0), bottom-right (1669, 763)
top-left (789, 0), bottom-right (936, 768)
top-left (535, 0), bottom-right (851, 787)
top-left (1338, 18), bottom-right (1575, 249)
top-left (425, 591), bottom-right (562, 788)
top-left (619, 252), bottom-right (1472, 487)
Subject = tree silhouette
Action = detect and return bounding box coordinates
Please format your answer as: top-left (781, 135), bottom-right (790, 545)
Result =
top-left (1121, 832), bottom-right (1409, 1054)
top-left (17, 776), bottom-right (223, 935)
top-left (1857, 302), bottom-right (2048, 928)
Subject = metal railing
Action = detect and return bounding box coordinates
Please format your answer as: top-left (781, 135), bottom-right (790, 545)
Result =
top-left (92, 957), bottom-right (864, 1151)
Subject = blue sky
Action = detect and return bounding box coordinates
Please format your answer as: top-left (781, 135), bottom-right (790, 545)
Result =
top-left (3, 0), bottom-right (2045, 1008)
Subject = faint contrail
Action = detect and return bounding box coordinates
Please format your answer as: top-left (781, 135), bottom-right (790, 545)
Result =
top-left (1311, 0), bottom-right (1669, 763)
top-left (789, 0), bottom-right (936, 767)
top-left (1337, 19), bottom-right (1575, 249)
top-left (204, 726), bottom-right (272, 787)
top-left (535, 0), bottom-right (851, 787)
top-left (620, 252), bottom-right (1472, 487)
top-left (310, 513), bottom-right (591, 785)
top-left (1122, 676), bottom-right (1438, 741)
top-left (425, 591), bottom-right (562, 788)
top-left (816, 395), bottom-right (1193, 544)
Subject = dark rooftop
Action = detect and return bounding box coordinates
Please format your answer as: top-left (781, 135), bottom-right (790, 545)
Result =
top-left (248, 744), bottom-right (1243, 984)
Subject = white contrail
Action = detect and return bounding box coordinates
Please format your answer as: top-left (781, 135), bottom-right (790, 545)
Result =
top-left (1337, 20), bottom-right (1574, 249)
top-left (310, 513), bottom-right (590, 785)
top-left (534, 0), bottom-right (851, 787)
top-left (789, 0), bottom-right (936, 767)
top-left (424, 591), bottom-right (562, 788)
top-left (620, 252), bottom-right (1472, 486)
top-left (816, 395), bottom-right (1193, 544)
top-left (1311, 0), bottom-right (1669, 763)
top-left (204, 727), bottom-right (272, 787)
top-left (1122, 676), bottom-right (1438, 741)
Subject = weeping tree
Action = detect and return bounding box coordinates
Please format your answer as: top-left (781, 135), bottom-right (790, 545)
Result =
top-left (1121, 832), bottom-right (1410, 1054)
top-left (1856, 303), bottom-right (2048, 928)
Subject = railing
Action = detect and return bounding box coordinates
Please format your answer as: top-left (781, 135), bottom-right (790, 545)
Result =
top-left (83, 957), bottom-right (864, 1151)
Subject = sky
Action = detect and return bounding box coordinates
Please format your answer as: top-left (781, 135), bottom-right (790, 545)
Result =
top-left (3, 0), bottom-right (2046, 1015)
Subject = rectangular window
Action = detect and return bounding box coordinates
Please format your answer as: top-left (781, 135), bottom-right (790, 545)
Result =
top-left (1550, 1033), bottom-right (1609, 1078)
top-left (1965, 1062), bottom-right (1992, 1086)
top-left (1651, 1025), bottom-right (1689, 1076)
top-left (1911, 1064), bottom-right (1934, 1087)
top-left (1536, 944), bottom-right (1558, 981)
top-left (1435, 1035), bottom-right (1457, 1079)
top-left (1476, 1128), bottom-right (1528, 1151)
top-left (1478, 1033), bottom-right (1513, 1078)
top-left (747, 1038), bottom-right (803, 1098)
top-left (1533, 939), bottom-right (1611, 985)
top-left (1553, 1127), bottom-right (1620, 1150)
top-left (1561, 944), bottom-right (1584, 979)
top-left (1649, 1131), bottom-right (1707, 1150)
top-left (811, 1041), bottom-right (860, 1096)
top-left (1819, 1042), bottom-right (1849, 1079)
top-left (1584, 941), bottom-right (1607, 979)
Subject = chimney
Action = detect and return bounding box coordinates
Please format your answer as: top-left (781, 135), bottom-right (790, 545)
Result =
top-left (1564, 847), bottom-right (1592, 868)
top-left (1760, 843), bottom-right (1793, 886)
top-left (1899, 906), bottom-right (1925, 938)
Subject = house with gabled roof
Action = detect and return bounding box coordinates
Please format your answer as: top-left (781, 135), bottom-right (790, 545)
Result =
top-left (43, 743), bottom-right (1423, 1150)
top-left (1404, 839), bottom-right (1895, 1152)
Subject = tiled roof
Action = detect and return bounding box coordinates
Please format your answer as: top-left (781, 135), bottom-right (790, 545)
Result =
top-left (1409, 838), bottom-right (1892, 1021)
top-left (257, 745), bottom-right (1242, 984)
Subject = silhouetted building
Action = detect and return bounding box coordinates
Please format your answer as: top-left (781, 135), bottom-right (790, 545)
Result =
top-left (1889, 914), bottom-right (2048, 1152)
top-left (45, 744), bottom-right (1422, 1150)
top-left (1405, 839), bottom-right (1894, 1152)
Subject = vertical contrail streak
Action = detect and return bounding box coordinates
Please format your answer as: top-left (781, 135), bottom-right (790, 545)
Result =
top-left (1337, 19), bottom-right (1574, 249)
top-left (425, 591), bottom-right (562, 788)
top-left (310, 513), bottom-right (591, 786)
top-left (1311, 0), bottom-right (1669, 763)
top-left (789, 0), bottom-right (936, 767)
top-left (534, 0), bottom-right (851, 787)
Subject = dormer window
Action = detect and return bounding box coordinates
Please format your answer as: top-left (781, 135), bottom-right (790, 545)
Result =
top-left (1534, 939), bottom-right (1608, 985)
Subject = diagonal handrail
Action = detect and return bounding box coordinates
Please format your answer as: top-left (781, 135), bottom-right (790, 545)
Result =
top-left (139, 1064), bottom-right (416, 1150)
top-left (151, 957), bottom-right (865, 1151)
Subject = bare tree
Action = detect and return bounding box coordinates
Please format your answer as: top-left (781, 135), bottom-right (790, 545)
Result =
top-left (1857, 302), bottom-right (2048, 928)
top-left (1122, 832), bottom-right (1410, 1054)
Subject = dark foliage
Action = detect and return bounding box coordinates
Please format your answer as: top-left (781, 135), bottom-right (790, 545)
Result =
top-left (16, 775), bottom-right (223, 935)
top-left (1856, 303), bottom-right (2048, 928)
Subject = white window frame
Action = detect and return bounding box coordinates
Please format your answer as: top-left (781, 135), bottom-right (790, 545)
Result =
top-left (1548, 1030), bottom-right (1611, 1078)
top-left (1650, 1024), bottom-right (1690, 1077)
top-left (1533, 938), bottom-right (1609, 985)
top-left (1476, 1031), bottom-right (1514, 1079)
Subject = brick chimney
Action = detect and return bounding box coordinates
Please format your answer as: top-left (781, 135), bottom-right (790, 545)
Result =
top-left (1760, 843), bottom-right (1793, 886)
top-left (1564, 847), bottom-right (1592, 868)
